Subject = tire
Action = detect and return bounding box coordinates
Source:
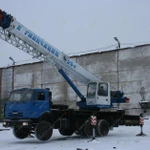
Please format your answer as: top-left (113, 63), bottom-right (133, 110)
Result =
top-left (59, 127), bottom-right (74, 136)
top-left (13, 126), bottom-right (29, 139)
top-left (96, 119), bottom-right (109, 136)
top-left (35, 121), bottom-right (53, 141)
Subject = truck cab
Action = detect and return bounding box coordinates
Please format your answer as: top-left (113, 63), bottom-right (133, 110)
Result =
top-left (86, 82), bottom-right (111, 106)
top-left (3, 88), bottom-right (51, 127)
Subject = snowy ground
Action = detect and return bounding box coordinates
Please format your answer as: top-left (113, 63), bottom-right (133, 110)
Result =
top-left (0, 120), bottom-right (150, 150)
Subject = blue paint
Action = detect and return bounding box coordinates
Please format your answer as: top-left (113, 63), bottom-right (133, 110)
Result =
top-left (66, 59), bottom-right (76, 68)
top-left (4, 88), bottom-right (50, 119)
top-left (16, 25), bottom-right (22, 31)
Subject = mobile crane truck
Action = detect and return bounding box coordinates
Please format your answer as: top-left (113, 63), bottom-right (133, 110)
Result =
top-left (0, 9), bottom-right (150, 141)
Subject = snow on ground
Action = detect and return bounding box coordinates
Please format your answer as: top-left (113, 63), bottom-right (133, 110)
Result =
top-left (0, 120), bottom-right (150, 150)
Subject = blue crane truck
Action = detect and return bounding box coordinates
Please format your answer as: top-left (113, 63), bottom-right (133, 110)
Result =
top-left (3, 87), bottom-right (135, 141)
top-left (0, 9), bottom-right (148, 141)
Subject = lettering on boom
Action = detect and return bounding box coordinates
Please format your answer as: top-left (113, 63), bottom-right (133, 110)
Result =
top-left (16, 25), bottom-right (76, 68)
top-left (24, 30), bottom-right (59, 57)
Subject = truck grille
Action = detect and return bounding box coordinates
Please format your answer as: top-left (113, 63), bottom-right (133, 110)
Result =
top-left (8, 112), bottom-right (23, 118)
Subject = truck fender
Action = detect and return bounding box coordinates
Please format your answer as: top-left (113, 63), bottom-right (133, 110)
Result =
top-left (39, 112), bottom-right (53, 123)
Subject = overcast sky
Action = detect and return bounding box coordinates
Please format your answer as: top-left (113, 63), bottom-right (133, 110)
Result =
top-left (0, 0), bottom-right (150, 67)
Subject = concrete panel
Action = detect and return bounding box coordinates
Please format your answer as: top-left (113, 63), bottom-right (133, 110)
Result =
top-left (33, 71), bottom-right (42, 85)
top-left (97, 72), bottom-right (118, 83)
top-left (119, 46), bottom-right (150, 60)
top-left (14, 63), bottom-right (43, 88)
top-left (119, 46), bottom-right (150, 71)
top-left (14, 73), bottom-right (33, 88)
top-left (110, 83), bottom-right (118, 91)
top-left (86, 61), bottom-right (117, 74)
top-left (41, 69), bottom-right (65, 84)
top-left (42, 62), bottom-right (55, 70)
top-left (77, 52), bottom-right (117, 73)
top-left (119, 69), bottom-right (150, 82)
top-left (14, 62), bottom-right (43, 74)
top-left (119, 81), bottom-right (143, 94)
top-left (1, 68), bottom-right (13, 99)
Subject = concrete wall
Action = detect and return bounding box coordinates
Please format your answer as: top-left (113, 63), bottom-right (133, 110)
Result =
top-left (119, 45), bottom-right (150, 102)
top-left (0, 67), bottom-right (13, 119)
top-left (0, 45), bottom-right (150, 112)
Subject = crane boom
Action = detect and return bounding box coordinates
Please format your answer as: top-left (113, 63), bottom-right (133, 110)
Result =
top-left (0, 10), bottom-right (100, 86)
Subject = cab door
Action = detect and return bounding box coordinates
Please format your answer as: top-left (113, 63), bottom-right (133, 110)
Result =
top-left (31, 91), bottom-right (49, 118)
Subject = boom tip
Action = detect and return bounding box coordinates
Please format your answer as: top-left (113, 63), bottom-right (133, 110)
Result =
top-left (0, 9), bottom-right (12, 29)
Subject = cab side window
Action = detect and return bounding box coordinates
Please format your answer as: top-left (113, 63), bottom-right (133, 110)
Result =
top-left (98, 83), bottom-right (108, 96)
top-left (34, 92), bottom-right (45, 100)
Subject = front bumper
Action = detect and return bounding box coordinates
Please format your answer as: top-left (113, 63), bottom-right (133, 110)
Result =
top-left (3, 119), bottom-right (32, 128)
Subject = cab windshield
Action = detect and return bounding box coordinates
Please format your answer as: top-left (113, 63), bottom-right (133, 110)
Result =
top-left (9, 90), bottom-right (33, 102)
top-left (87, 82), bottom-right (97, 98)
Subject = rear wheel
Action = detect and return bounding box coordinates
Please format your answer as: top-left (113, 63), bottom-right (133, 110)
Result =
top-left (35, 121), bottom-right (53, 141)
top-left (13, 126), bottom-right (30, 139)
top-left (96, 119), bottom-right (109, 136)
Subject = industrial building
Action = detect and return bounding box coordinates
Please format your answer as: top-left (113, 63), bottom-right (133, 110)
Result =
top-left (0, 44), bottom-right (150, 120)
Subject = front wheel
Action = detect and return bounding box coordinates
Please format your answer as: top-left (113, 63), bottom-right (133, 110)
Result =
top-left (96, 119), bottom-right (109, 136)
top-left (35, 121), bottom-right (53, 141)
top-left (13, 126), bottom-right (30, 139)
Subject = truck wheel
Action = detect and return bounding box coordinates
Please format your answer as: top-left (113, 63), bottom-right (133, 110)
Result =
top-left (59, 127), bottom-right (74, 136)
top-left (13, 126), bottom-right (29, 139)
top-left (96, 119), bottom-right (109, 136)
top-left (84, 121), bottom-right (93, 137)
top-left (35, 121), bottom-right (53, 141)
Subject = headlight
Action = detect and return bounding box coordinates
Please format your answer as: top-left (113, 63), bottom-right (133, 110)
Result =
top-left (22, 122), bottom-right (28, 126)
top-left (3, 122), bottom-right (6, 126)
